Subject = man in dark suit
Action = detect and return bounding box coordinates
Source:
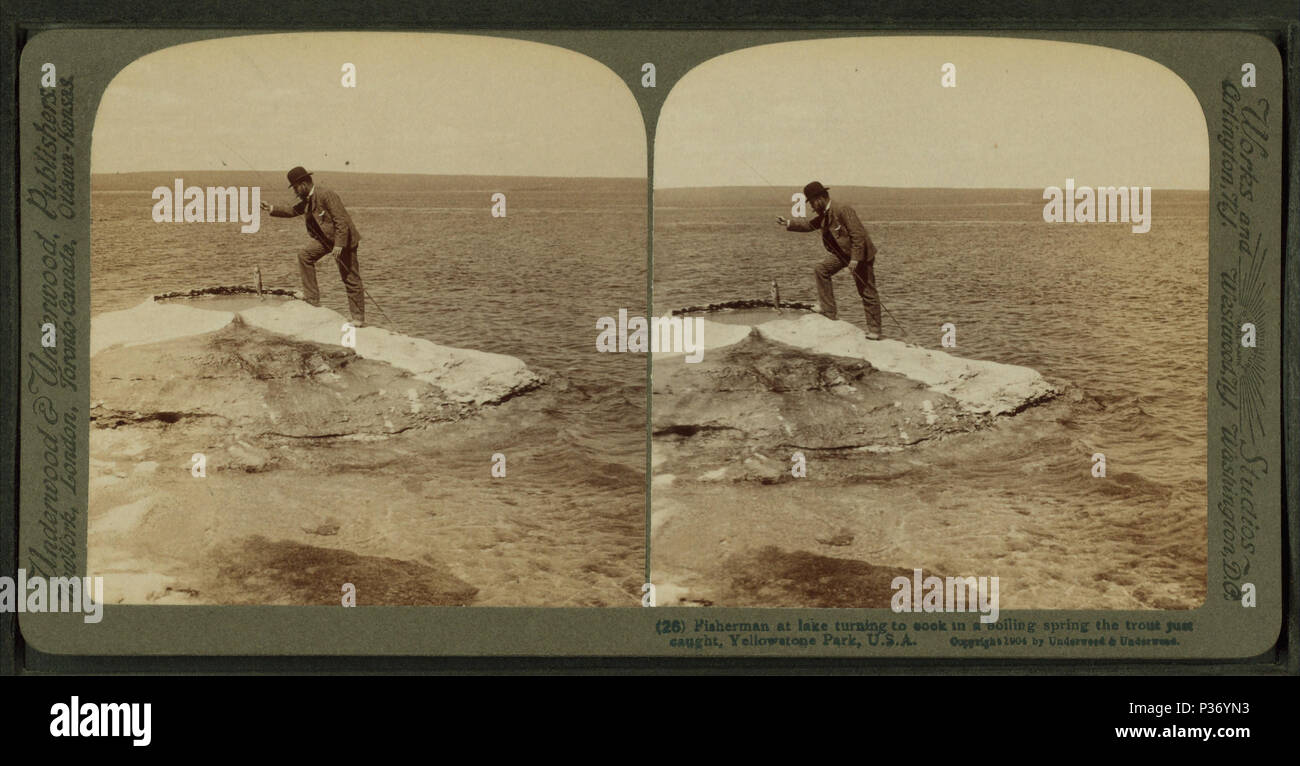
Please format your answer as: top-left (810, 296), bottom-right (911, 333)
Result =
top-left (777, 181), bottom-right (882, 339)
top-left (261, 166), bottom-right (365, 325)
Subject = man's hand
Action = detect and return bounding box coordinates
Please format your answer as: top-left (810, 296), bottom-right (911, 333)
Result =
top-left (260, 201), bottom-right (271, 212)
top-left (776, 216), bottom-right (789, 226)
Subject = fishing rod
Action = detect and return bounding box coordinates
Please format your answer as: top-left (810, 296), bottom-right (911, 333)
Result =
top-left (332, 252), bottom-right (402, 334)
top-left (216, 140), bottom-right (274, 306)
top-left (742, 159), bottom-right (911, 340)
top-left (845, 264), bottom-right (911, 341)
top-left (264, 179), bottom-right (402, 332)
top-left (249, 238), bottom-right (399, 333)
top-left (221, 128), bottom-right (403, 334)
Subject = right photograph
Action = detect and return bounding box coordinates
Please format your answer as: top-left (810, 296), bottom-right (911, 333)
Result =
top-left (650, 36), bottom-right (1210, 610)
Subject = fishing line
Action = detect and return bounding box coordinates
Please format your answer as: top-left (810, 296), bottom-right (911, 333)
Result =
top-left (250, 157), bottom-right (401, 332)
top-left (332, 252), bottom-right (402, 333)
top-left (741, 160), bottom-right (911, 341)
top-left (741, 158), bottom-right (778, 189)
top-left (225, 51), bottom-right (404, 335)
top-left (845, 264), bottom-right (911, 341)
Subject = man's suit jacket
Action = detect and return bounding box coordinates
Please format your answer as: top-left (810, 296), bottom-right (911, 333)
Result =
top-left (787, 200), bottom-right (877, 263)
top-left (270, 185), bottom-right (361, 250)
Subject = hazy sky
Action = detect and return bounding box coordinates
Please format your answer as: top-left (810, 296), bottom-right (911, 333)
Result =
top-left (655, 36), bottom-right (1208, 189)
top-left (92, 32), bottom-right (645, 177)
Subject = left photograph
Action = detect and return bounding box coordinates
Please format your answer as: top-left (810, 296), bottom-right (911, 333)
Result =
top-left (88, 32), bottom-right (647, 606)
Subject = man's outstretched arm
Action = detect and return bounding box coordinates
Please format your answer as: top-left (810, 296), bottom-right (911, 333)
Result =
top-left (262, 199), bottom-right (307, 217)
top-left (776, 214), bottom-right (821, 232)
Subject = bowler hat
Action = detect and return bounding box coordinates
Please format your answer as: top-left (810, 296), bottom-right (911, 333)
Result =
top-left (803, 181), bottom-right (830, 200)
top-left (286, 166), bottom-right (313, 187)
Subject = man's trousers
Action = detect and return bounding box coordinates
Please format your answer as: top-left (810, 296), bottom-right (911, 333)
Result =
top-left (298, 241), bottom-right (364, 323)
top-left (813, 253), bottom-right (881, 336)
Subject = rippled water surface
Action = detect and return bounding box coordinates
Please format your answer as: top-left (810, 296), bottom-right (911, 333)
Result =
top-left (92, 174), bottom-right (648, 605)
top-left (652, 188), bottom-right (1209, 608)
top-left (91, 177), bottom-right (1211, 607)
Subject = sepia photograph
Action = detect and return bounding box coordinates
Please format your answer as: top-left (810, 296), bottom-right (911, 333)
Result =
top-left (87, 32), bottom-right (648, 607)
top-left (4, 0), bottom-right (1294, 717)
top-left (650, 36), bottom-right (1210, 611)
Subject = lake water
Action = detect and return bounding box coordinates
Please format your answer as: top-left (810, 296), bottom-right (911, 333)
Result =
top-left (91, 178), bottom-right (1211, 607)
top-left (91, 175), bottom-right (649, 605)
top-left (652, 188), bottom-right (1209, 609)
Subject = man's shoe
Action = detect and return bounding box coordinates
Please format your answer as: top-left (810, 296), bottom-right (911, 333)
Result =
top-left (352, 319), bottom-right (366, 328)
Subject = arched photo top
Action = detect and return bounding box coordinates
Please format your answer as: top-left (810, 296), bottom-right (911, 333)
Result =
top-left (655, 36), bottom-right (1207, 191)
top-left (92, 31), bottom-right (646, 177)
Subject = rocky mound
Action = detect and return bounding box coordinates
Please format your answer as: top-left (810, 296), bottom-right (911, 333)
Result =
top-left (654, 330), bottom-right (980, 452)
top-left (88, 295), bottom-right (547, 607)
top-left (93, 298), bottom-right (541, 407)
top-left (93, 320), bottom-right (479, 438)
top-left (653, 312), bottom-right (1059, 461)
top-left (755, 315), bottom-right (1058, 416)
top-left (650, 311), bottom-right (1206, 612)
